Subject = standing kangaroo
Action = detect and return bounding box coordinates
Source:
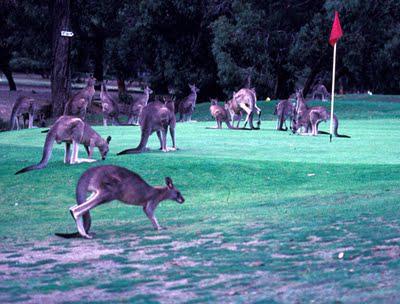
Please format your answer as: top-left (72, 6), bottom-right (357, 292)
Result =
top-left (128, 86), bottom-right (153, 125)
top-left (117, 100), bottom-right (176, 155)
top-left (231, 88), bottom-right (261, 129)
top-left (311, 84), bottom-right (330, 102)
top-left (100, 82), bottom-right (120, 126)
top-left (208, 99), bottom-right (239, 129)
top-left (64, 77), bottom-right (96, 119)
top-left (178, 84), bottom-right (199, 122)
top-left (274, 99), bottom-right (295, 131)
top-left (55, 165), bottom-right (185, 239)
top-left (9, 96), bottom-right (36, 130)
top-left (15, 116), bottom-right (111, 174)
top-left (292, 89), bottom-right (350, 137)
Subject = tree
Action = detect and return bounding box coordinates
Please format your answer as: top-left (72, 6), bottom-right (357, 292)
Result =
top-left (50, 0), bottom-right (72, 116)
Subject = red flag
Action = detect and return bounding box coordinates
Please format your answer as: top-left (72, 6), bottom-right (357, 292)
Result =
top-left (329, 11), bottom-right (343, 47)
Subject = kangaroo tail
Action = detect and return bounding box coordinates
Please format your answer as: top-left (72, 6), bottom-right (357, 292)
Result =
top-left (15, 129), bottom-right (55, 174)
top-left (333, 114), bottom-right (351, 138)
top-left (54, 232), bottom-right (81, 238)
top-left (41, 129), bottom-right (50, 133)
top-left (117, 129), bottom-right (150, 155)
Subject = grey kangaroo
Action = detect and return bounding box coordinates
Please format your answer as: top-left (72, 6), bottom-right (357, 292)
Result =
top-left (311, 84), bottom-right (330, 102)
top-left (64, 77), bottom-right (96, 119)
top-left (292, 89), bottom-right (350, 137)
top-left (117, 100), bottom-right (176, 155)
top-left (224, 97), bottom-right (244, 128)
top-left (128, 86), bottom-right (153, 125)
top-left (274, 99), bottom-right (295, 131)
top-left (55, 165), bottom-right (185, 239)
top-left (15, 116), bottom-right (111, 174)
top-left (208, 99), bottom-right (239, 129)
top-left (231, 88), bottom-right (261, 129)
top-left (178, 84), bottom-right (199, 122)
top-left (9, 96), bottom-right (36, 130)
top-left (100, 81), bottom-right (120, 126)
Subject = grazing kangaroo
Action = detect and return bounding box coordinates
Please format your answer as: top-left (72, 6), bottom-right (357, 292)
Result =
top-left (224, 98), bottom-right (244, 128)
top-left (117, 100), bottom-right (176, 155)
top-left (9, 96), bottom-right (36, 130)
top-left (63, 77), bottom-right (96, 119)
top-left (100, 82), bottom-right (120, 126)
top-left (128, 86), bottom-right (153, 125)
top-left (292, 89), bottom-right (350, 137)
top-left (178, 84), bottom-right (199, 122)
top-left (311, 84), bottom-right (330, 102)
top-left (231, 88), bottom-right (261, 129)
top-left (207, 99), bottom-right (239, 129)
top-left (15, 116), bottom-right (111, 175)
top-left (55, 165), bottom-right (185, 239)
top-left (274, 99), bottom-right (295, 131)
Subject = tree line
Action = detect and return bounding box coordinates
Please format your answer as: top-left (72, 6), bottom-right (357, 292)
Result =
top-left (1, 0), bottom-right (399, 107)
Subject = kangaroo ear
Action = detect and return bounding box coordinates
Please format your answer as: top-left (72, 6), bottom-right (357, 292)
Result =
top-left (106, 136), bottom-right (112, 144)
top-left (165, 177), bottom-right (173, 189)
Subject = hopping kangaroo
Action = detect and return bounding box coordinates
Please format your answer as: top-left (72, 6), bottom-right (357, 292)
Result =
top-left (55, 165), bottom-right (185, 239)
top-left (231, 88), bottom-right (261, 129)
top-left (208, 99), bottom-right (239, 129)
top-left (311, 84), bottom-right (330, 102)
top-left (9, 96), bottom-right (37, 130)
top-left (128, 86), bottom-right (153, 125)
top-left (100, 82), bottom-right (120, 126)
top-left (15, 116), bottom-right (111, 174)
top-left (178, 84), bottom-right (199, 122)
top-left (64, 77), bottom-right (96, 119)
top-left (274, 99), bottom-right (294, 131)
top-left (292, 89), bottom-right (350, 137)
top-left (117, 100), bottom-right (176, 155)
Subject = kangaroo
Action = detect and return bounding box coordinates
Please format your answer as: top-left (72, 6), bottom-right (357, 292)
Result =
top-left (63, 77), bottom-right (96, 119)
top-left (100, 82), bottom-right (120, 126)
top-left (207, 99), bottom-right (239, 129)
top-left (9, 96), bottom-right (36, 130)
top-left (292, 89), bottom-right (350, 137)
top-left (274, 99), bottom-right (295, 131)
top-left (231, 88), bottom-right (261, 129)
top-left (55, 165), bottom-right (185, 239)
top-left (224, 97), bottom-right (244, 128)
top-left (15, 116), bottom-right (111, 175)
top-left (178, 84), bottom-right (199, 122)
top-left (117, 100), bottom-right (176, 155)
top-left (311, 84), bottom-right (330, 102)
top-left (127, 86), bottom-right (153, 125)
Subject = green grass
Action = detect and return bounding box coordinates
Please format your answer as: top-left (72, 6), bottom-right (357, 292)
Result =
top-left (0, 95), bottom-right (399, 303)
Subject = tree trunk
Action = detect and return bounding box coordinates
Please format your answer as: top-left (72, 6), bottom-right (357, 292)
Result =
top-left (93, 35), bottom-right (104, 90)
top-left (50, 0), bottom-right (71, 117)
top-left (0, 63), bottom-right (16, 91)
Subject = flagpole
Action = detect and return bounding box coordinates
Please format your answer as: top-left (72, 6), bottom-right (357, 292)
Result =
top-left (329, 42), bottom-right (337, 142)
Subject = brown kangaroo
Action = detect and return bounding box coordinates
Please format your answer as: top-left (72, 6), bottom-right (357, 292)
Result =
top-left (15, 116), bottom-right (111, 174)
top-left (63, 77), bottom-right (96, 119)
top-left (292, 89), bottom-right (350, 137)
top-left (100, 81), bottom-right (120, 126)
top-left (9, 96), bottom-right (36, 130)
top-left (178, 84), bottom-right (199, 122)
top-left (231, 88), bottom-right (261, 129)
top-left (207, 99), bottom-right (239, 129)
top-left (274, 99), bottom-right (295, 131)
top-left (224, 97), bottom-right (244, 128)
top-left (128, 86), bottom-right (153, 125)
top-left (117, 100), bottom-right (176, 155)
top-left (311, 84), bottom-right (330, 102)
top-left (55, 165), bottom-right (185, 239)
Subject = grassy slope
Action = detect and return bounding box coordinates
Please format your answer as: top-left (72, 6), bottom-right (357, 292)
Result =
top-left (0, 95), bottom-right (399, 303)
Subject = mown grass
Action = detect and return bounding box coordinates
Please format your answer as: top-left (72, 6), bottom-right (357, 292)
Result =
top-left (0, 95), bottom-right (399, 303)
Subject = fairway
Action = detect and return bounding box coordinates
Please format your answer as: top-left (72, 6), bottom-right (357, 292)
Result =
top-left (0, 96), bottom-right (400, 303)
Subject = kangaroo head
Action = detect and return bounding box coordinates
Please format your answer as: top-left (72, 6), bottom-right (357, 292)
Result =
top-left (87, 77), bottom-right (96, 87)
top-left (99, 136), bottom-right (112, 160)
top-left (145, 86), bottom-right (153, 95)
top-left (189, 84), bottom-right (199, 93)
top-left (210, 99), bottom-right (218, 106)
top-left (291, 118), bottom-right (300, 134)
top-left (165, 177), bottom-right (185, 204)
top-left (295, 88), bottom-right (304, 99)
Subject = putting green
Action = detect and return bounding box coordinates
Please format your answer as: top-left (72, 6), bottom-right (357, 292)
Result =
top-left (0, 95), bottom-right (399, 302)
